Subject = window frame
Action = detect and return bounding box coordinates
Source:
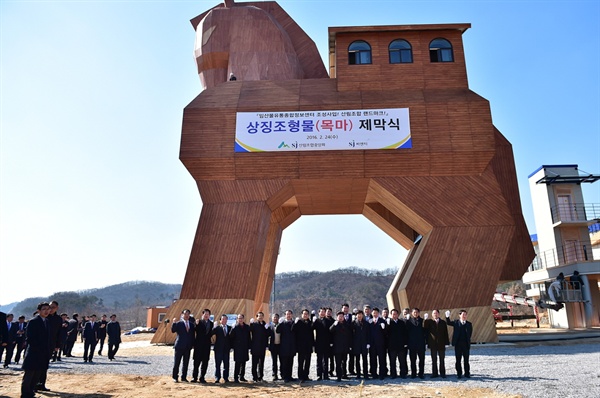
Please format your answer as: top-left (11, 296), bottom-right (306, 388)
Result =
top-left (429, 38), bottom-right (454, 63)
top-left (388, 39), bottom-right (413, 64)
top-left (348, 40), bottom-right (373, 65)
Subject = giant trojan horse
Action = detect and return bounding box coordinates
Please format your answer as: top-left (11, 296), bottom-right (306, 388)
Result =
top-left (152, 0), bottom-right (534, 344)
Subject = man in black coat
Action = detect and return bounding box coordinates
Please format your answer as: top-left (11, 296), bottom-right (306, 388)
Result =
top-left (107, 314), bottom-right (122, 361)
top-left (341, 303), bottom-right (353, 376)
top-left (406, 308), bottom-right (427, 379)
top-left (37, 300), bottom-right (61, 392)
top-left (83, 314), bottom-right (100, 363)
top-left (329, 312), bottom-right (352, 382)
top-left (64, 313), bottom-right (79, 357)
top-left (53, 313), bottom-right (69, 362)
top-left (268, 313), bottom-right (281, 381)
top-left (369, 307), bottom-right (388, 380)
top-left (249, 311), bottom-right (269, 382)
top-left (387, 308), bottom-right (407, 379)
top-left (212, 314), bottom-right (232, 383)
top-left (171, 309), bottom-right (194, 382)
top-left (20, 303), bottom-right (50, 398)
top-left (97, 314), bottom-right (108, 356)
top-left (325, 308), bottom-right (335, 377)
top-left (192, 309), bottom-right (213, 382)
top-left (351, 310), bottom-right (371, 379)
top-left (424, 309), bottom-right (450, 378)
top-left (313, 307), bottom-right (332, 381)
top-left (230, 314), bottom-right (250, 383)
top-left (446, 309), bottom-right (473, 378)
top-left (0, 311), bottom-right (7, 349)
top-left (294, 309), bottom-right (314, 382)
top-left (14, 315), bottom-right (27, 365)
top-left (275, 310), bottom-right (296, 382)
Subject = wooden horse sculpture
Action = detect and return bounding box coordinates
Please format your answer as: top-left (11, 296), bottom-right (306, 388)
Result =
top-left (152, 0), bottom-right (533, 344)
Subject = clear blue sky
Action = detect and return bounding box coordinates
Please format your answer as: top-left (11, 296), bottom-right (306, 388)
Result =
top-left (1, 1), bottom-right (599, 305)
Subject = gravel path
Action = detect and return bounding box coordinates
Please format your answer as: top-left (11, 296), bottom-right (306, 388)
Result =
top-left (3, 340), bottom-right (599, 398)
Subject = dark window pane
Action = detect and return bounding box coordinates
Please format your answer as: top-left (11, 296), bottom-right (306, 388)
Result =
top-left (400, 50), bottom-right (413, 63)
top-left (360, 51), bottom-right (371, 64)
top-left (390, 51), bottom-right (401, 64)
top-left (441, 49), bottom-right (453, 62)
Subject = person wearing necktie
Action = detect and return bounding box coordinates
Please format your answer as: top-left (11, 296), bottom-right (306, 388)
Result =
top-left (192, 309), bottom-right (213, 383)
top-left (211, 314), bottom-right (232, 383)
top-left (20, 302), bottom-right (50, 398)
top-left (82, 314), bottom-right (100, 363)
top-left (445, 309), bottom-right (473, 379)
top-left (424, 309), bottom-right (450, 378)
top-left (14, 315), bottom-right (27, 365)
top-left (171, 309), bottom-right (194, 382)
top-left (1, 314), bottom-right (17, 368)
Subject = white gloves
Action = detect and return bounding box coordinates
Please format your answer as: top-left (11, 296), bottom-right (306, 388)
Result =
top-left (333, 321), bottom-right (339, 326)
top-left (250, 318), bottom-right (255, 324)
top-left (380, 323), bottom-right (385, 329)
top-left (424, 313), bottom-right (429, 320)
top-left (265, 323), bottom-right (269, 329)
top-left (445, 310), bottom-right (451, 318)
top-left (295, 317), bottom-right (300, 323)
top-left (366, 344), bottom-right (370, 349)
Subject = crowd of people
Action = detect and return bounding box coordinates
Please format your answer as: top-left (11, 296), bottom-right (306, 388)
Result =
top-left (0, 301), bottom-right (122, 398)
top-left (170, 304), bottom-right (474, 385)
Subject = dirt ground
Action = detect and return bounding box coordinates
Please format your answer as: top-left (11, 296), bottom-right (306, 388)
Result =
top-left (0, 333), bottom-right (521, 398)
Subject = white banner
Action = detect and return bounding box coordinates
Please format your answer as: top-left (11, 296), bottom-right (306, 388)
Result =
top-left (234, 108), bottom-right (411, 152)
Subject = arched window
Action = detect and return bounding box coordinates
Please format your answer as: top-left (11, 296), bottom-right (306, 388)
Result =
top-left (389, 39), bottom-right (413, 64)
top-left (429, 38), bottom-right (454, 62)
top-left (348, 40), bottom-right (372, 65)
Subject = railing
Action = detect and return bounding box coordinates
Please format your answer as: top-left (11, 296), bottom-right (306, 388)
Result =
top-left (527, 243), bottom-right (595, 271)
top-left (550, 202), bottom-right (600, 224)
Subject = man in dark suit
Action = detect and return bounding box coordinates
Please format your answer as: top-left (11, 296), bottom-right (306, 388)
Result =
top-left (351, 310), bottom-right (370, 379)
top-left (171, 309), bottom-right (194, 382)
top-left (64, 313), bottom-right (79, 357)
top-left (230, 314), bottom-right (250, 383)
top-left (83, 314), bottom-right (100, 363)
top-left (52, 313), bottom-right (68, 362)
top-left (276, 310), bottom-right (296, 383)
top-left (369, 307), bottom-right (387, 380)
top-left (268, 313), bottom-right (281, 381)
top-left (20, 303), bottom-right (50, 398)
top-left (192, 309), bottom-right (213, 383)
top-left (212, 314), bottom-right (232, 383)
top-left (0, 310), bottom-right (7, 349)
top-left (249, 311), bottom-right (269, 382)
top-left (387, 308), bottom-right (407, 379)
top-left (325, 308), bottom-right (335, 377)
top-left (37, 300), bottom-right (61, 392)
top-left (446, 309), bottom-right (473, 378)
top-left (14, 315), bottom-right (27, 364)
top-left (293, 309), bottom-right (314, 382)
top-left (2, 313), bottom-right (16, 368)
top-left (341, 303), bottom-right (353, 376)
top-left (313, 307), bottom-right (332, 381)
top-left (97, 314), bottom-right (108, 355)
top-left (424, 309), bottom-right (450, 378)
top-left (329, 311), bottom-right (352, 382)
top-left (107, 314), bottom-right (122, 361)
top-left (406, 308), bottom-right (427, 379)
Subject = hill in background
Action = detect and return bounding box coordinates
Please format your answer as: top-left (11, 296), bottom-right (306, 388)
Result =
top-left (6, 267), bottom-right (528, 327)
